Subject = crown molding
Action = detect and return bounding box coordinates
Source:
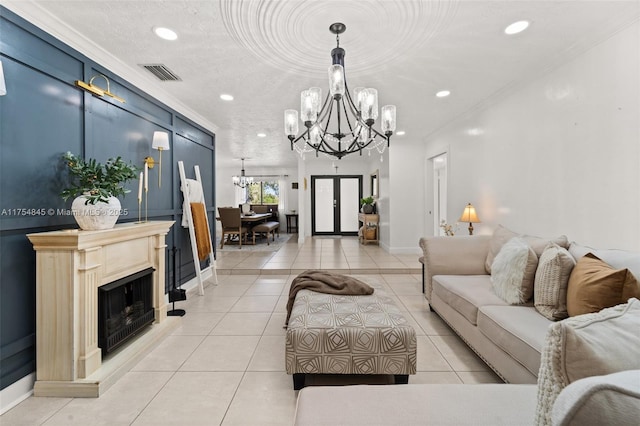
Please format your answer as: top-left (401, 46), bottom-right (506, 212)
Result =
top-left (2, 1), bottom-right (219, 133)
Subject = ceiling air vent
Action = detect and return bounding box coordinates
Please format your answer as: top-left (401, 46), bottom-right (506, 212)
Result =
top-left (140, 64), bottom-right (182, 81)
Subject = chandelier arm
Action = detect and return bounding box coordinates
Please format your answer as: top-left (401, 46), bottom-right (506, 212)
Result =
top-left (320, 100), bottom-right (334, 137)
top-left (339, 95), bottom-right (357, 137)
top-left (343, 83), bottom-right (361, 118)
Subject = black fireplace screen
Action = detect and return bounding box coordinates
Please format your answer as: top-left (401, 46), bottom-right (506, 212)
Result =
top-left (98, 267), bottom-right (155, 355)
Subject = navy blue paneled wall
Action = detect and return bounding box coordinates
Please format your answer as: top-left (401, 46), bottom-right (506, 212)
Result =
top-left (0, 8), bottom-right (216, 391)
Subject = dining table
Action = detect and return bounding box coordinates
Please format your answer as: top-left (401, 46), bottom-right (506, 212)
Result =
top-left (240, 212), bottom-right (272, 223)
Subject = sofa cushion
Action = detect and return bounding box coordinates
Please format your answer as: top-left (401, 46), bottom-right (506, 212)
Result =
top-left (432, 275), bottom-right (506, 325)
top-left (295, 383), bottom-right (538, 426)
top-left (477, 305), bottom-right (550, 377)
top-left (523, 234), bottom-right (569, 258)
top-left (568, 242), bottom-right (640, 283)
top-left (485, 225), bottom-right (519, 273)
top-left (566, 253), bottom-right (639, 316)
top-left (485, 225), bottom-right (569, 274)
top-left (534, 244), bottom-right (576, 321)
top-left (551, 370), bottom-right (640, 426)
top-left (491, 237), bottom-right (538, 304)
top-left (535, 298), bottom-right (640, 426)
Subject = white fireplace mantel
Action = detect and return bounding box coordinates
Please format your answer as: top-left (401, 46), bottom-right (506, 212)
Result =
top-left (27, 221), bottom-right (178, 397)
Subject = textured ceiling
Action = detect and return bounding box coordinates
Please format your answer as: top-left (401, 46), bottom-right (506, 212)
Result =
top-left (8, 0), bottom-right (640, 169)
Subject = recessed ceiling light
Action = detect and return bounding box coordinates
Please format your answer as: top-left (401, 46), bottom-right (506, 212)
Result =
top-left (257, 133), bottom-right (266, 138)
top-left (436, 90), bottom-right (450, 98)
top-left (504, 20), bottom-right (529, 35)
top-left (220, 94), bottom-right (234, 101)
top-left (396, 131), bottom-right (406, 136)
top-left (153, 27), bottom-right (178, 41)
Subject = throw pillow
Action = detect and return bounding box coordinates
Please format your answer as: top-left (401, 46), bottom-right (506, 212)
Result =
top-left (484, 225), bottom-right (569, 273)
top-left (490, 237), bottom-right (538, 304)
top-left (535, 298), bottom-right (640, 426)
top-left (523, 234), bottom-right (569, 258)
top-left (534, 243), bottom-right (576, 321)
top-left (485, 225), bottom-right (518, 274)
top-left (566, 253), bottom-right (640, 317)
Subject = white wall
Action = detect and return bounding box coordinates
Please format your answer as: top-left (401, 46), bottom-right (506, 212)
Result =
top-left (418, 21), bottom-right (640, 251)
top-left (386, 140), bottom-right (422, 253)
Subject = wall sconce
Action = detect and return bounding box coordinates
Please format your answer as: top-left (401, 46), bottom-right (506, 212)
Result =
top-left (144, 131), bottom-right (170, 187)
top-left (0, 60), bottom-right (7, 96)
top-left (458, 203), bottom-right (481, 235)
top-left (74, 74), bottom-right (125, 103)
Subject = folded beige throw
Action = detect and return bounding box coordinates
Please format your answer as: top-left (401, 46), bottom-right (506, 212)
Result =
top-left (285, 270), bottom-right (374, 326)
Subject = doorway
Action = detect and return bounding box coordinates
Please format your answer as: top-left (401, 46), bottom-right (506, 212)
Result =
top-left (432, 153), bottom-right (448, 236)
top-left (311, 175), bottom-right (362, 236)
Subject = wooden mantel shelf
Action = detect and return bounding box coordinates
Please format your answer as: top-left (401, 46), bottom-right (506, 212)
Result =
top-left (27, 221), bottom-right (178, 397)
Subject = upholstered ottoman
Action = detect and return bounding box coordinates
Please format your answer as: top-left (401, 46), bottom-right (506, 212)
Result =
top-left (285, 288), bottom-right (417, 390)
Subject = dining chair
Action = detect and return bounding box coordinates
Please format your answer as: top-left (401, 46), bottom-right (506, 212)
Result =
top-left (218, 207), bottom-right (249, 249)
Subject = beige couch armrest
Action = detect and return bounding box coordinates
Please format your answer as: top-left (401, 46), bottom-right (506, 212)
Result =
top-left (419, 235), bottom-right (490, 302)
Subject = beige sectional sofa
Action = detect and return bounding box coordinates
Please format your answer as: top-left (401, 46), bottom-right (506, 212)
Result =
top-left (419, 232), bottom-right (640, 384)
top-left (294, 230), bottom-right (640, 425)
top-left (295, 299), bottom-right (640, 425)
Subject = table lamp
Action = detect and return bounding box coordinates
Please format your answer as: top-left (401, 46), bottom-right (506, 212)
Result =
top-left (458, 203), bottom-right (481, 235)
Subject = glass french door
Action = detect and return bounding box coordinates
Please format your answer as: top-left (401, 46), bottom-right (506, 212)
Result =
top-left (311, 175), bottom-right (362, 235)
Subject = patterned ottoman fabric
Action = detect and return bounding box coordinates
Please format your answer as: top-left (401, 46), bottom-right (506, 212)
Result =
top-left (286, 288), bottom-right (417, 379)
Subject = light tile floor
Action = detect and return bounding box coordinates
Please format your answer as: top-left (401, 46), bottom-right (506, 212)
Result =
top-left (1, 236), bottom-right (500, 426)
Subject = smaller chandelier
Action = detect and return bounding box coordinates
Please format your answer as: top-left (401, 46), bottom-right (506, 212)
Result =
top-left (284, 23), bottom-right (397, 159)
top-left (232, 158), bottom-right (254, 189)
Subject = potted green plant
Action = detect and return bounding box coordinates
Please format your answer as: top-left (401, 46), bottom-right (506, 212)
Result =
top-left (61, 152), bottom-right (139, 230)
top-left (360, 196), bottom-right (375, 214)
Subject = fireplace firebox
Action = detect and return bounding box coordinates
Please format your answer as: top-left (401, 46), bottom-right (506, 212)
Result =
top-left (98, 267), bottom-right (155, 355)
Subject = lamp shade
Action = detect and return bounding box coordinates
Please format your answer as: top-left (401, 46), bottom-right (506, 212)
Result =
top-left (459, 203), bottom-right (480, 223)
top-left (328, 64), bottom-right (345, 97)
top-left (152, 131), bottom-right (170, 150)
top-left (361, 88), bottom-right (378, 121)
top-left (284, 109), bottom-right (299, 136)
top-left (381, 105), bottom-right (396, 133)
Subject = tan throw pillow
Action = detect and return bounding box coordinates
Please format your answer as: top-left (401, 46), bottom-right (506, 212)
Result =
top-left (485, 225), bottom-right (518, 274)
top-left (567, 253), bottom-right (640, 317)
top-left (490, 237), bottom-right (538, 304)
top-left (535, 298), bottom-right (640, 426)
top-left (534, 244), bottom-right (576, 321)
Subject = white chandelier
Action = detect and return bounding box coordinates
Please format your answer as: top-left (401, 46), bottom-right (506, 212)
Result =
top-left (284, 23), bottom-right (397, 159)
top-left (232, 158), bottom-right (254, 189)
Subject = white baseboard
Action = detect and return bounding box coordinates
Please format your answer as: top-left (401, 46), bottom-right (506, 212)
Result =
top-left (0, 373), bottom-right (35, 415)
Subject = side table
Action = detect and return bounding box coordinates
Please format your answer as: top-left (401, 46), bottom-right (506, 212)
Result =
top-left (286, 213), bottom-right (299, 233)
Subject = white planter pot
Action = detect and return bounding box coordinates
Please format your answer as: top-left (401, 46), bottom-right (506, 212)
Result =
top-left (71, 195), bottom-right (121, 230)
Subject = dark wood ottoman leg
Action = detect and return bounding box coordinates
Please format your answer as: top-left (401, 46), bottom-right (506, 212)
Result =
top-left (394, 374), bottom-right (409, 385)
top-left (293, 373), bottom-right (305, 390)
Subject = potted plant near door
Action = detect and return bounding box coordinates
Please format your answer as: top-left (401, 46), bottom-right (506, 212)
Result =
top-left (60, 151), bottom-right (139, 230)
top-left (360, 196), bottom-right (375, 214)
